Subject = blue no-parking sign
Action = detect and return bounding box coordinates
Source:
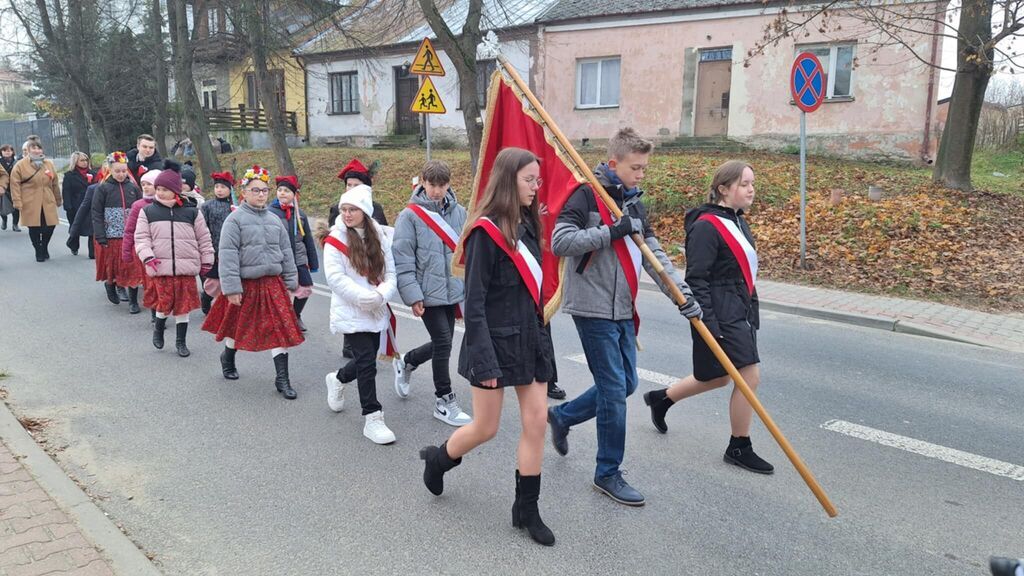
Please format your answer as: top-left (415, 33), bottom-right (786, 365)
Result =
top-left (791, 53), bottom-right (825, 113)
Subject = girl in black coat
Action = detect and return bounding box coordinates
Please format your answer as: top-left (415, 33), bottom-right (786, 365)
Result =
top-left (643, 160), bottom-right (773, 475)
top-left (62, 152), bottom-right (95, 255)
top-left (419, 147), bottom-right (556, 547)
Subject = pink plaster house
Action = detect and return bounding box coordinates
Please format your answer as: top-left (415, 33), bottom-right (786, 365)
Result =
top-left (532, 0), bottom-right (944, 162)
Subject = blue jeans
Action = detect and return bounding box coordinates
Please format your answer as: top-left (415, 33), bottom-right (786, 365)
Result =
top-left (551, 316), bottom-right (638, 479)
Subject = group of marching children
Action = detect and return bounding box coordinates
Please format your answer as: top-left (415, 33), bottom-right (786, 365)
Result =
top-left (77, 131), bottom-right (772, 550)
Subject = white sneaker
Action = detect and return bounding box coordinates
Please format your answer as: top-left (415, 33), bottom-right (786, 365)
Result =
top-left (434, 393), bottom-right (472, 427)
top-left (363, 411), bottom-right (396, 444)
top-left (393, 357), bottom-right (411, 399)
top-left (325, 372), bottom-right (345, 412)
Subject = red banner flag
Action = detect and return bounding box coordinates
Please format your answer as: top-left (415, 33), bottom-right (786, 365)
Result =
top-left (455, 69), bottom-right (587, 321)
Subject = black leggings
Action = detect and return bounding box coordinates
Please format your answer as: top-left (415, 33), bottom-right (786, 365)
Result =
top-left (336, 332), bottom-right (382, 415)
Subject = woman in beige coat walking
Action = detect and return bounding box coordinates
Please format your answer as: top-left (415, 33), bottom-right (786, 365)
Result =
top-left (10, 140), bottom-right (61, 262)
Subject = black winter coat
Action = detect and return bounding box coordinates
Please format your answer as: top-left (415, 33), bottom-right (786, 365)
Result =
top-left (61, 169), bottom-right (93, 216)
top-left (685, 203), bottom-right (760, 381)
top-left (127, 148), bottom-right (164, 183)
top-left (268, 200), bottom-right (319, 287)
top-left (91, 179), bottom-right (141, 243)
top-left (199, 196), bottom-right (233, 279)
top-left (69, 184), bottom-right (97, 237)
top-left (458, 216), bottom-right (555, 388)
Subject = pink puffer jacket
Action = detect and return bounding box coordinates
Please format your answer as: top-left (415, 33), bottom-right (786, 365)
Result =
top-left (134, 200), bottom-right (214, 277)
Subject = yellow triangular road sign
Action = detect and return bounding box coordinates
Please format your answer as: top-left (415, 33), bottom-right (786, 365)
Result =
top-left (411, 77), bottom-right (447, 114)
top-left (410, 38), bottom-right (446, 76)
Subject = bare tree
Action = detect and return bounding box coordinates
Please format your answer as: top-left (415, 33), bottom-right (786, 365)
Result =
top-left (751, 0), bottom-right (1023, 191)
top-left (150, 0), bottom-right (169, 156)
top-left (240, 0), bottom-right (295, 175)
top-left (167, 0), bottom-right (220, 189)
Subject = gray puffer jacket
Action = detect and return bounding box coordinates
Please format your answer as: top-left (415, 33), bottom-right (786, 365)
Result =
top-left (217, 201), bottom-right (298, 295)
top-left (392, 187), bottom-right (467, 307)
top-left (551, 164), bottom-right (682, 321)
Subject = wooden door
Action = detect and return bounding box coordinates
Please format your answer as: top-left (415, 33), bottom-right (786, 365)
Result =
top-left (394, 66), bottom-right (420, 135)
top-left (694, 60), bottom-right (732, 137)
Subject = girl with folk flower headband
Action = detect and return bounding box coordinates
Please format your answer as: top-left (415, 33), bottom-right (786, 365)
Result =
top-left (201, 165), bottom-right (305, 400)
top-left (90, 151), bottom-right (144, 310)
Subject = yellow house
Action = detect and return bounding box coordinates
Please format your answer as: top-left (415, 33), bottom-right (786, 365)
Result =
top-left (227, 50), bottom-right (309, 138)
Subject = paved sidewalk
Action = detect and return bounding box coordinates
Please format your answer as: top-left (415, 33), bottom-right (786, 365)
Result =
top-left (756, 280), bottom-right (1024, 353)
top-left (0, 442), bottom-right (114, 576)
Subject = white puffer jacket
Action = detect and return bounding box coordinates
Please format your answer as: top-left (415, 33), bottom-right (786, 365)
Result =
top-left (325, 221), bottom-right (397, 335)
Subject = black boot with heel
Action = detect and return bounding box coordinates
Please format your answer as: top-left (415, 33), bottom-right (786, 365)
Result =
top-left (512, 471), bottom-right (555, 546)
top-left (419, 441), bottom-right (462, 496)
top-left (273, 353), bottom-right (297, 399)
top-left (220, 347), bottom-right (239, 380)
top-left (175, 323), bottom-right (190, 357)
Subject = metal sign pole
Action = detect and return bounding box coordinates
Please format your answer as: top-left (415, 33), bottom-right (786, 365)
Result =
top-left (799, 110), bottom-right (807, 269)
top-left (426, 113), bottom-right (432, 161)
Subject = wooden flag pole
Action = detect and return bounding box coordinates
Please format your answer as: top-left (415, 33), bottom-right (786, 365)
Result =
top-left (497, 56), bottom-right (837, 518)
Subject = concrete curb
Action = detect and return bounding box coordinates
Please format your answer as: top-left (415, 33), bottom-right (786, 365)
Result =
top-left (0, 400), bottom-right (162, 576)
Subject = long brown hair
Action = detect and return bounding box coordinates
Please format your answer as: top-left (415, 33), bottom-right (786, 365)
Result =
top-left (346, 216), bottom-right (386, 285)
top-left (467, 147), bottom-right (542, 250)
top-left (708, 160), bottom-right (753, 204)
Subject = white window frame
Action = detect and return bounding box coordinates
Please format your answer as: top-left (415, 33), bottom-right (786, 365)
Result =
top-left (208, 6), bottom-right (220, 34)
top-left (797, 43), bottom-right (855, 100)
top-left (328, 71), bottom-right (360, 115)
top-left (575, 57), bottom-right (620, 109)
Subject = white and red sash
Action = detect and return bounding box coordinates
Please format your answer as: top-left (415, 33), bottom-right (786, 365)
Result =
top-left (698, 214), bottom-right (758, 296)
top-left (593, 190), bottom-right (643, 333)
top-left (323, 235), bottom-right (400, 358)
top-left (408, 203), bottom-right (464, 319)
top-left (460, 217), bottom-right (543, 312)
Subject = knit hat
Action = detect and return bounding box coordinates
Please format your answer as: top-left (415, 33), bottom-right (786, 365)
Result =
top-left (181, 163), bottom-right (197, 190)
top-left (140, 169), bottom-right (162, 186)
top-left (337, 158), bottom-right (372, 186)
top-left (154, 160), bottom-right (183, 193)
top-left (275, 175), bottom-right (300, 193)
top-left (338, 184), bottom-right (374, 220)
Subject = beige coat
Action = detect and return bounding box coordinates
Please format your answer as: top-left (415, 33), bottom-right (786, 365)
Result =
top-left (9, 157), bottom-right (61, 227)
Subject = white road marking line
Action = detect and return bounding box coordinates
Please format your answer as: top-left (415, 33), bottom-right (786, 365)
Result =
top-left (564, 353), bottom-right (678, 387)
top-left (822, 419), bottom-right (1024, 481)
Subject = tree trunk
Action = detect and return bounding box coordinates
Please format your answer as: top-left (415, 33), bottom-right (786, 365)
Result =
top-left (931, 0), bottom-right (993, 191)
top-left (418, 0), bottom-right (484, 170)
top-left (151, 0), bottom-right (170, 157)
top-left (71, 98), bottom-right (91, 154)
top-left (168, 0), bottom-right (221, 190)
top-left (244, 0), bottom-right (294, 175)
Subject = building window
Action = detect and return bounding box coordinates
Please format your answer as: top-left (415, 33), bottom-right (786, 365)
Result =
top-left (202, 80), bottom-right (218, 110)
top-left (700, 48), bottom-right (733, 62)
top-left (245, 72), bottom-right (258, 109)
top-left (208, 6), bottom-right (220, 34)
top-left (476, 60), bottom-right (497, 108)
top-left (246, 70), bottom-right (286, 111)
top-left (329, 71), bottom-right (359, 114)
top-left (576, 57), bottom-right (620, 109)
top-left (799, 44), bottom-right (855, 99)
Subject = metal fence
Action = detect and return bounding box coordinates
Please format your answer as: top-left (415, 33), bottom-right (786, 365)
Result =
top-left (0, 118), bottom-right (75, 165)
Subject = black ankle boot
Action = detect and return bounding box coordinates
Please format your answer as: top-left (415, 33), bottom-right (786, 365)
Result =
top-left (221, 347), bottom-right (239, 380)
top-left (293, 298), bottom-right (308, 332)
top-left (153, 317), bottom-right (166, 349)
top-left (418, 441), bottom-right (462, 496)
top-left (105, 283), bottom-right (120, 305)
top-left (33, 240), bottom-right (45, 262)
top-left (724, 436), bottom-right (774, 475)
top-left (273, 353), bottom-right (297, 399)
top-left (547, 381), bottom-right (566, 400)
top-left (643, 389), bottom-right (675, 434)
top-left (175, 323), bottom-right (190, 357)
top-left (117, 287), bottom-right (129, 302)
top-left (127, 288), bottom-right (141, 314)
top-left (512, 471), bottom-right (555, 546)
top-left (200, 292), bottom-right (213, 315)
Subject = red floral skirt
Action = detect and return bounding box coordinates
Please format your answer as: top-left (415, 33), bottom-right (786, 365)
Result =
top-left (141, 263), bottom-right (159, 309)
top-left (151, 276), bottom-right (201, 316)
top-left (95, 239), bottom-right (144, 288)
top-left (201, 276), bottom-right (304, 352)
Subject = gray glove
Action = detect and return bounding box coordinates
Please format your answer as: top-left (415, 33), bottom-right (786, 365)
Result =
top-left (676, 282), bottom-right (702, 320)
top-left (609, 216), bottom-right (643, 240)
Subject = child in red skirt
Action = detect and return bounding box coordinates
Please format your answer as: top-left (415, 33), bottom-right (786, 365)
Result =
top-left (134, 164), bottom-right (214, 357)
top-left (123, 167), bottom-right (161, 325)
top-left (199, 171), bottom-right (236, 314)
top-left (91, 151), bottom-right (144, 312)
top-left (201, 165), bottom-right (304, 400)
top-left (269, 175), bottom-right (318, 332)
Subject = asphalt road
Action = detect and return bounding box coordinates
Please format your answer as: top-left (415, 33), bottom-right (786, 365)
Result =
top-left (1, 224), bottom-right (1022, 575)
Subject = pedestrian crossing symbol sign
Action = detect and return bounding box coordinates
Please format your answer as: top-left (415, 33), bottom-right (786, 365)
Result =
top-left (411, 77), bottom-right (447, 114)
top-left (410, 38), bottom-right (446, 77)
